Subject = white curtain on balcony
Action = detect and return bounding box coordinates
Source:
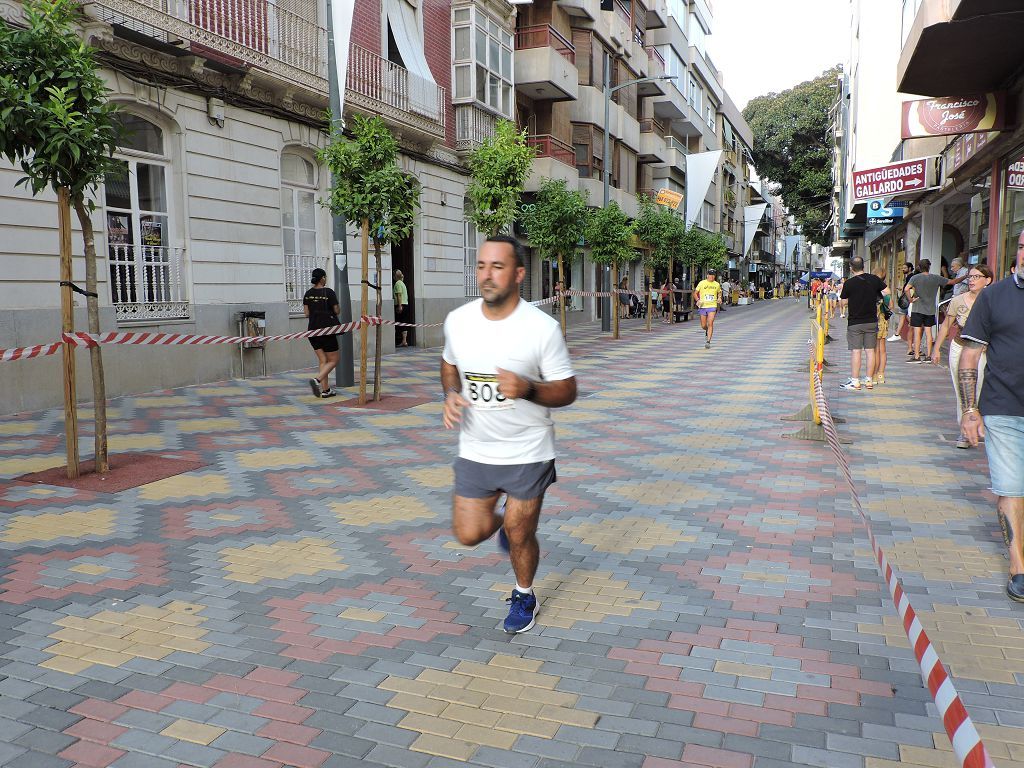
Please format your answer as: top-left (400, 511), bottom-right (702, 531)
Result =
top-left (386, 0), bottom-right (440, 119)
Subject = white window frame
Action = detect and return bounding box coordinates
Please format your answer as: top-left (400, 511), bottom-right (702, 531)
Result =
top-left (452, 5), bottom-right (513, 118)
top-left (281, 151), bottom-right (323, 314)
top-left (464, 219), bottom-right (482, 297)
top-left (103, 114), bottom-right (188, 323)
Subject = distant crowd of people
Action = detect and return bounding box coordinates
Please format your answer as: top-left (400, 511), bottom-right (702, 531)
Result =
top-left (830, 239), bottom-right (1024, 605)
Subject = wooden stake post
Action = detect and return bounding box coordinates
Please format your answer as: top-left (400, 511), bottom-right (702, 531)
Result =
top-left (57, 187), bottom-right (80, 479)
top-left (358, 219), bottom-right (369, 405)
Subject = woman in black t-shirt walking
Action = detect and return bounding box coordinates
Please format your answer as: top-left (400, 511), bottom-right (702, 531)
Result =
top-left (303, 268), bottom-right (341, 398)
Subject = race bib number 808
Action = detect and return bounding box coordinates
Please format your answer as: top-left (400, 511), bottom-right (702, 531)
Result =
top-left (464, 372), bottom-right (513, 411)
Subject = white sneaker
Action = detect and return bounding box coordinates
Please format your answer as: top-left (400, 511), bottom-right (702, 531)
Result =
top-left (886, 334), bottom-right (900, 342)
top-left (839, 378), bottom-right (861, 391)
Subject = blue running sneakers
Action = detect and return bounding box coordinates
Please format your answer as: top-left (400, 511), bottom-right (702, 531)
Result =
top-left (503, 589), bottom-right (538, 633)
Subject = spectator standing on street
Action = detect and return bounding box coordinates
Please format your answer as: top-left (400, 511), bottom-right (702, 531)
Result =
top-left (719, 277), bottom-right (731, 312)
top-left (887, 261), bottom-right (916, 346)
top-left (905, 259), bottom-right (948, 363)
top-left (934, 264), bottom-right (992, 448)
top-left (950, 255), bottom-right (970, 297)
top-left (958, 230), bottom-right (1024, 603)
top-left (838, 256), bottom-right (889, 391)
top-left (393, 269), bottom-right (409, 347)
top-left (871, 265), bottom-right (891, 385)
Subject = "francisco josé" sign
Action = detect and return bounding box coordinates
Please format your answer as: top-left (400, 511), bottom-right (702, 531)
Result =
top-left (852, 158), bottom-right (936, 203)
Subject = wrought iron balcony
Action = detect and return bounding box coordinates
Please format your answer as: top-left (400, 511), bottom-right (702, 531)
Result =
top-left (346, 43), bottom-right (446, 143)
top-left (108, 244), bottom-right (190, 322)
top-left (83, 0), bottom-right (327, 94)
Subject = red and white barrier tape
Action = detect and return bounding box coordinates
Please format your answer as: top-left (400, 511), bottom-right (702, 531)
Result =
top-left (0, 342), bottom-right (63, 363)
top-left (812, 369), bottom-right (995, 768)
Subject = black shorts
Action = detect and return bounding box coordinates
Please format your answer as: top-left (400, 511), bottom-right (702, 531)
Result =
top-left (309, 333), bottom-right (339, 353)
top-left (454, 458), bottom-right (556, 501)
top-left (909, 312), bottom-right (935, 328)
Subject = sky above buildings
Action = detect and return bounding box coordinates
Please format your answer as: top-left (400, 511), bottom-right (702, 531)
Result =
top-left (709, 0), bottom-right (848, 110)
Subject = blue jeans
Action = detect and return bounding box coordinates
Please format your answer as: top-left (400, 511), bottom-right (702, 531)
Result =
top-left (983, 415), bottom-right (1024, 497)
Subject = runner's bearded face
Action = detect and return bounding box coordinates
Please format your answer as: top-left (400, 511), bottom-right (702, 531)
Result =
top-left (477, 241), bottom-right (524, 308)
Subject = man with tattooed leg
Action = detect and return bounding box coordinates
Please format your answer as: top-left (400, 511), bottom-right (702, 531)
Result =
top-left (958, 229), bottom-right (1024, 603)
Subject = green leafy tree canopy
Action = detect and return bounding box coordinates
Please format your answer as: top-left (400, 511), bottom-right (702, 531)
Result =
top-left (465, 120), bottom-right (535, 237)
top-left (586, 201), bottom-right (635, 267)
top-left (742, 66), bottom-right (840, 246)
top-left (0, 0), bottom-right (122, 200)
top-left (680, 227), bottom-right (727, 273)
top-left (318, 114), bottom-right (419, 245)
top-left (522, 178), bottom-right (590, 266)
top-left (634, 195), bottom-right (683, 271)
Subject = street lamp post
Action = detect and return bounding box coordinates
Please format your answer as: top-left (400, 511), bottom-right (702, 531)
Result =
top-left (600, 55), bottom-right (676, 331)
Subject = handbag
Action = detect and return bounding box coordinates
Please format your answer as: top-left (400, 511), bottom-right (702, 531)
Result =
top-left (879, 301), bottom-right (893, 320)
top-left (897, 292), bottom-right (910, 311)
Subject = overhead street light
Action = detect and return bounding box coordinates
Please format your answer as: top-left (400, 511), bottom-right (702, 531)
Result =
top-left (600, 58), bottom-right (677, 331)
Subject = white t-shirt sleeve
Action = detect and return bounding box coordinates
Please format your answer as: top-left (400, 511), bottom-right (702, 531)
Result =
top-left (538, 322), bottom-right (574, 382)
top-left (442, 315), bottom-right (456, 365)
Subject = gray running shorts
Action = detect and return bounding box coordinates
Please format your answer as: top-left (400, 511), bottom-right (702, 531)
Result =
top-left (454, 458), bottom-right (556, 500)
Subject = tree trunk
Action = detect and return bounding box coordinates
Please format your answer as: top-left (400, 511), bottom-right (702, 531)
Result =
top-left (557, 254), bottom-right (566, 338)
top-left (646, 265), bottom-right (652, 333)
top-left (73, 196), bottom-right (108, 474)
top-left (612, 261), bottom-right (619, 340)
top-left (668, 257), bottom-right (675, 323)
top-left (57, 187), bottom-right (80, 479)
top-left (373, 239), bottom-right (383, 402)
top-left (358, 219), bottom-right (369, 405)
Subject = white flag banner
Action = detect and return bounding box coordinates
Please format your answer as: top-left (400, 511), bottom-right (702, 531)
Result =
top-left (742, 203), bottom-right (768, 257)
top-left (330, 0), bottom-right (355, 118)
top-left (684, 150), bottom-right (722, 229)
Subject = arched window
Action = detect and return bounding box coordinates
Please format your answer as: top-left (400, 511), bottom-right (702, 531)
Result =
top-left (104, 113), bottom-right (186, 321)
top-left (281, 151), bottom-right (321, 313)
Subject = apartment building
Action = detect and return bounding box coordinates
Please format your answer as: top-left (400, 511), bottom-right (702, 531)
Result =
top-left (0, 0), bottom-right (342, 414)
top-left (833, 0), bottom-right (1024, 283)
top-left (488, 0), bottom-right (767, 308)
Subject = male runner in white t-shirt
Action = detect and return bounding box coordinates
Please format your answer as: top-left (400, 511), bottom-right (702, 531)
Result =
top-left (441, 235), bottom-right (577, 633)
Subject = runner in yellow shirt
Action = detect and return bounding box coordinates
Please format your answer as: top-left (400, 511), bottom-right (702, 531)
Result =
top-left (694, 268), bottom-right (723, 349)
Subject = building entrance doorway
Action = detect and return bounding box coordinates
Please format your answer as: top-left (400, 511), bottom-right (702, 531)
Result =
top-left (392, 234), bottom-right (415, 347)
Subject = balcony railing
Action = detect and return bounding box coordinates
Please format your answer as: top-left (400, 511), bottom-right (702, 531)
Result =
top-left (639, 117), bottom-right (665, 135)
top-left (346, 43), bottom-right (446, 139)
top-left (526, 134), bottom-right (575, 168)
top-left (665, 136), bottom-right (688, 154)
top-left (645, 45), bottom-right (665, 69)
top-left (107, 244), bottom-right (190, 322)
top-left (615, 0), bottom-right (631, 24)
top-left (515, 24), bottom-right (575, 64)
top-left (455, 104), bottom-right (498, 152)
top-left (84, 0), bottom-right (326, 93)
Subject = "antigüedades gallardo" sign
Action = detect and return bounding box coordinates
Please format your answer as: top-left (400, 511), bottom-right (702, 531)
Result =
top-left (852, 158), bottom-right (936, 203)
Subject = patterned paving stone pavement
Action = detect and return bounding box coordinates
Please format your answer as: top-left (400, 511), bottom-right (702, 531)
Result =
top-left (0, 299), bottom-right (1022, 768)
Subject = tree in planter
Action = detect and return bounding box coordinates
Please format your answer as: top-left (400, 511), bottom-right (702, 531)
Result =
top-left (634, 196), bottom-right (678, 331)
top-left (465, 120), bottom-right (535, 237)
top-left (319, 115), bottom-right (419, 403)
top-left (522, 178), bottom-right (590, 336)
top-left (586, 201), bottom-right (635, 340)
top-left (680, 228), bottom-right (728, 310)
top-left (1, 0), bottom-right (123, 477)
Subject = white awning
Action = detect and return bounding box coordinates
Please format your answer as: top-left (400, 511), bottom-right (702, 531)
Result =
top-left (386, 0), bottom-right (440, 119)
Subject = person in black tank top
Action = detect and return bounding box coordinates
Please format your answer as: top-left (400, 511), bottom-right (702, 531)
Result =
top-left (303, 268), bottom-right (341, 398)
